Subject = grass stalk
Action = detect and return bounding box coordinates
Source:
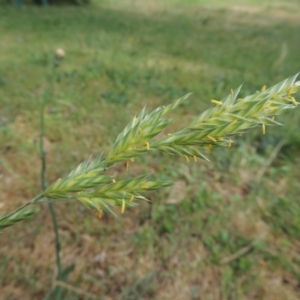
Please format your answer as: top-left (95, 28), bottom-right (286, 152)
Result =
top-left (40, 52), bottom-right (65, 296)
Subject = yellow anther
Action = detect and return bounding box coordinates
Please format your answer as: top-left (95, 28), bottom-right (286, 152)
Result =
top-left (218, 137), bottom-right (224, 141)
top-left (207, 144), bottom-right (212, 152)
top-left (125, 160), bottom-right (129, 171)
top-left (162, 106), bottom-right (166, 108)
top-left (138, 127), bottom-right (142, 134)
top-left (168, 133), bottom-right (172, 136)
top-left (77, 191), bottom-right (83, 194)
top-left (208, 135), bottom-right (217, 142)
top-left (270, 106), bottom-right (278, 112)
top-left (146, 142), bottom-right (150, 150)
top-left (112, 178), bottom-right (116, 183)
top-left (237, 98), bottom-right (243, 102)
top-left (263, 103), bottom-right (270, 111)
top-left (133, 117), bottom-right (138, 125)
top-left (262, 124), bottom-right (266, 135)
top-left (287, 86), bottom-right (296, 97)
top-left (230, 89), bottom-right (234, 95)
top-left (130, 157), bottom-right (135, 162)
top-left (57, 178), bottom-right (61, 181)
top-left (130, 195), bottom-right (134, 202)
top-left (261, 85), bottom-right (266, 92)
top-left (121, 199), bottom-right (125, 214)
top-left (211, 99), bottom-right (223, 106)
top-left (193, 156), bottom-right (197, 162)
top-left (94, 210), bottom-right (103, 219)
top-left (291, 97), bottom-right (298, 106)
top-left (228, 139), bottom-right (232, 148)
top-left (184, 155), bottom-right (190, 162)
top-left (142, 185), bottom-right (148, 189)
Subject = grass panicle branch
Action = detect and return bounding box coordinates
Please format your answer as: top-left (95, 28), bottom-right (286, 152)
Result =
top-left (1, 75), bottom-right (299, 226)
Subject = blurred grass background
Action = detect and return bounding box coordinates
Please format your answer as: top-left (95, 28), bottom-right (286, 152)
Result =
top-left (0, 0), bottom-right (300, 299)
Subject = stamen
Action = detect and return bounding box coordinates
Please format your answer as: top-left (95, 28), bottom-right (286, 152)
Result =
top-left (94, 210), bottom-right (103, 219)
top-left (130, 157), bottom-right (135, 162)
top-left (270, 106), bottom-right (278, 112)
top-left (184, 155), bottom-right (190, 162)
top-left (193, 156), bottom-right (197, 162)
top-left (262, 124), bottom-right (266, 135)
top-left (230, 89), bottom-right (234, 95)
top-left (130, 195), bottom-right (134, 202)
top-left (261, 85), bottom-right (266, 92)
top-left (228, 139), bottom-right (232, 148)
top-left (287, 86), bottom-right (295, 97)
top-left (112, 179), bottom-right (116, 183)
top-left (291, 97), bottom-right (298, 106)
top-left (208, 135), bottom-right (217, 142)
top-left (125, 160), bottom-right (129, 171)
top-left (211, 99), bottom-right (223, 106)
top-left (121, 199), bottom-right (125, 214)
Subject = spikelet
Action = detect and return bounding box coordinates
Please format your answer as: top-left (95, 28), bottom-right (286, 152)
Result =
top-left (0, 208), bottom-right (37, 229)
top-left (76, 175), bottom-right (172, 215)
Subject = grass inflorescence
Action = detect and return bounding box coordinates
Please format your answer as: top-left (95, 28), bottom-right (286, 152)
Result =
top-left (2, 74), bottom-right (298, 229)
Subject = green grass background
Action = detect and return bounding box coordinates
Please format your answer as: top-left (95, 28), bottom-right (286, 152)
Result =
top-left (0, 0), bottom-right (300, 299)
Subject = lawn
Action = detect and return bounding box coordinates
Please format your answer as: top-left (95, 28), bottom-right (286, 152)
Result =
top-left (0, 0), bottom-right (300, 299)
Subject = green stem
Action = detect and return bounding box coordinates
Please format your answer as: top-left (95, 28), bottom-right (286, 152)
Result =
top-left (40, 61), bottom-right (63, 284)
top-left (48, 202), bottom-right (62, 278)
top-left (0, 193), bottom-right (45, 221)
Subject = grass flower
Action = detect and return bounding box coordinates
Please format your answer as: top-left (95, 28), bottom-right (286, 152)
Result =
top-left (1, 74), bottom-right (299, 227)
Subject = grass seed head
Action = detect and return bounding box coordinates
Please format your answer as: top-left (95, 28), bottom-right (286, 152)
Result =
top-left (42, 74), bottom-right (299, 218)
